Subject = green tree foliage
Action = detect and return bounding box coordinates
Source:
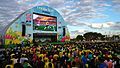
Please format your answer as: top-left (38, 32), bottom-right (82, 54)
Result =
top-left (83, 32), bottom-right (103, 41)
top-left (112, 35), bottom-right (119, 41)
top-left (76, 35), bottom-right (83, 41)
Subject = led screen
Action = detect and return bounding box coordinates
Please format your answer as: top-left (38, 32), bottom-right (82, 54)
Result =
top-left (33, 13), bottom-right (57, 31)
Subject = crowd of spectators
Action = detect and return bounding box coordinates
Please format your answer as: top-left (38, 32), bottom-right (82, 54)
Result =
top-left (0, 42), bottom-right (120, 68)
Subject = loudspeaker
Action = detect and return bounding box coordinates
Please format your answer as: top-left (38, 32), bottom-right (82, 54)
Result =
top-left (63, 28), bottom-right (65, 36)
top-left (22, 24), bottom-right (26, 36)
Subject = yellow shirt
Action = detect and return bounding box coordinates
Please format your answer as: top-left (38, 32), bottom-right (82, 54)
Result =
top-left (59, 52), bottom-right (63, 58)
top-left (44, 62), bottom-right (54, 68)
top-left (53, 54), bottom-right (58, 60)
top-left (44, 62), bottom-right (48, 68)
top-left (5, 65), bottom-right (13, 68)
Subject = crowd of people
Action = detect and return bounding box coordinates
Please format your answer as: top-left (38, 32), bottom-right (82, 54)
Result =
top-left (0, 42), bottom-right (120, 68)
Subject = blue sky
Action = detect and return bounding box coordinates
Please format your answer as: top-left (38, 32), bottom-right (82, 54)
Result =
top-left (0, 0), bottom-right (120, 38)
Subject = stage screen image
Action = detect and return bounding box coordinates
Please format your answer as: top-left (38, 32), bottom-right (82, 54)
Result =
top-left (33, 13), bottom-right (57, 31)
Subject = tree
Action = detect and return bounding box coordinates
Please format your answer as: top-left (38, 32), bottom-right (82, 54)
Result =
top-left (112, 35), bottom-right (119, 41)
top-left (76, 35), bottom-right (83, 41)
top-left (83, 32), bottom-right (93, 41)
top-left (83, 32), bottom-right (103, 41)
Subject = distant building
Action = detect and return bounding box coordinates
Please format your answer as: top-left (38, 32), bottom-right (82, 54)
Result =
top-left (1, 6), bottom-right (70, 45)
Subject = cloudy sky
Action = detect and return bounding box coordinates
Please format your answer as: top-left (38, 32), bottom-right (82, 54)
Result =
top-left (0, 0), bottom-right (120, 38)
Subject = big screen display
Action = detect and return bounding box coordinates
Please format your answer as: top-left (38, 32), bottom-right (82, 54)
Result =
top-left (33, 13), bottom-right (57, 31)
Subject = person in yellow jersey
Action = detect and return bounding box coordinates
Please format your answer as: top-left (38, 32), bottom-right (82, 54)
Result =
top-left (5, 65), bottom-right (13, 68)
top-left (38, 53), bottom-right (44, 61)
top-left (44, 57), bottom-right (54, 68)
top-left (53, 54), bottom-right (58, 60)
top-left (44, 57), bottom-right (49, 68)
top-left (59, 51), bottom-right (63, 58)
top-left (48, 59), bottom-right (54, 68)
top-left (5, 60), bottom-right (14, 68)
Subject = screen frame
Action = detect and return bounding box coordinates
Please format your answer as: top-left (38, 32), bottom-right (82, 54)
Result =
top-left (33, 12), bottom-right (57, 31)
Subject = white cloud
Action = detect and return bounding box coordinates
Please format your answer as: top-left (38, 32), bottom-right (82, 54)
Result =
top-left (88, 22), bottom-right (118, 29)
top-left (103, 23), bottom-right (110, 28)
top-left (58, 0), bottom-right (109, 26)
top-left (80, 0), bottom-right (95, 5)
top-left (90, 23), bottom-right (103, 29)
top-left (0, 0), bottom-right (21, 28)
top-left (112, 0), bottom-right (120, 3)
top-left (103, 22), bottom-right (115, 28)
top-left (16, 0), bottom-right (33, 4)
top-left (70, 29), bottom-right (89, 38)
top-left (71, 29), bottom-right (88, 35)
top-left (97, 3), bottom-right (111, 7)
top-left (88, 22), bottom-right (120, 30)
top-left (112, 0), bottom-right (120, 12)
top-left (47, 0), bottom-right (65, 8)
top-left (0, 0), bottom-right (110, 28)
top-left (78, 29), bottom-right (88, 33)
